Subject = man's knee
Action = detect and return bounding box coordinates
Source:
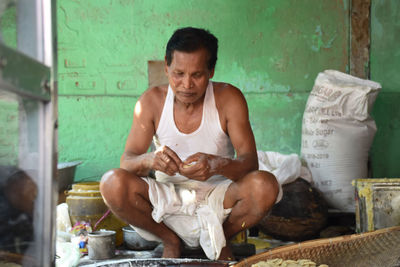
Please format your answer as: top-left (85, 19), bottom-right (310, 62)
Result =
top-left (100, 168), bottom-right (133, 208)
top-left (245, 170), bottom-right (279, 210)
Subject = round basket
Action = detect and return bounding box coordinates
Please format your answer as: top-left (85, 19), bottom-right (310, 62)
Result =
top-left (234, 226), bottom-right (400, 267)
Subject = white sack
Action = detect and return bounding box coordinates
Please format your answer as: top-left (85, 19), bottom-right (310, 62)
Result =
top-left (300, 70), bottom-right (381, 212)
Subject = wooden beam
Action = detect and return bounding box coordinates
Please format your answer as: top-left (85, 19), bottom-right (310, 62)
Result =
top-left (350, 0), bottom-right (371, 79)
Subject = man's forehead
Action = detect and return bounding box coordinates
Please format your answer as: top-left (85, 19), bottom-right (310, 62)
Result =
top-left (170, 49), bottom-right (210, 67)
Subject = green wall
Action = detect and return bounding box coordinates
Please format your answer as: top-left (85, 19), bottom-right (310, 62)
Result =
top-left (370, 0), bottom-right (400, 177)
top-left (2, 1), bottom-right (399, 181)
top-left (57, 0), bottom-right (350, 181)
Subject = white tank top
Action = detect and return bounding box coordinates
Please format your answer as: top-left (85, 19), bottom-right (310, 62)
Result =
top-left (153, 82), bottom-right (235, 184)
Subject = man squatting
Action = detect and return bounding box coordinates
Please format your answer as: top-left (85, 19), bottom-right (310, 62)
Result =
top-left (100, 27), bottom-right (280, 261)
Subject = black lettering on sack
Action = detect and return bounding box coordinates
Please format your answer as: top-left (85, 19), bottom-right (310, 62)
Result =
top-left (312, 139), bottom-right (329, 150)
top-left (310, 162), bottom-right (320, 168)
top-left (302, 128), bottom-right (314, 136)
top-left (306, 153), bottom-right (329, 159)
top-left (304, 106), bottom-right (342, 117)
top-left (315, 128), bottom-right (334, 137)
top-left (310, 85), bottom-right (342, 102)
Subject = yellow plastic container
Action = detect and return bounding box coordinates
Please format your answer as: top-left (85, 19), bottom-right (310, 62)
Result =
top-left (66, 182), bottom-right (127, 246)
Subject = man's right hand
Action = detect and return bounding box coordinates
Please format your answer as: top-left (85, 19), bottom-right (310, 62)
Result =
top-left (151, 146), bottom-right (182, 176)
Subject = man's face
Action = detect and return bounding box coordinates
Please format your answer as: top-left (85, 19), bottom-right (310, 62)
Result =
top-left (165, 48), bottom-right (214, 105)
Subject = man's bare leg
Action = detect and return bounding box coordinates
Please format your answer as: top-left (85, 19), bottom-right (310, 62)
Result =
top-left (100, 168), bottom-right (181, 258)
top-left (219, 170), bottom-right (279, 260)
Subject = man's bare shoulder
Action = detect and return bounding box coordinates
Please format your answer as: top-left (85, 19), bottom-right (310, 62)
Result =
top-left (134, 85), bottom-right (168, 124)
top-left (213, 82), bottom-right (247, 108)
top-left (213, 82), bottom-right (249, 133)
top-left (139, 84), bottom-right (168, 106)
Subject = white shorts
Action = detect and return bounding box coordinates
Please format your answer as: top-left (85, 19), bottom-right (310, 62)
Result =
top-left (132, 177), bottom-right (232, 260)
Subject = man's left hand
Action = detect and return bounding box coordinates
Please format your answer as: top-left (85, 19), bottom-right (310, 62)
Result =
top-left (179, 153), bottom-right (226, 181)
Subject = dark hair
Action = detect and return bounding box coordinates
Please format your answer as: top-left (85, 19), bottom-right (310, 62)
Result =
top-left (165, 27), bottom-right (218, 70)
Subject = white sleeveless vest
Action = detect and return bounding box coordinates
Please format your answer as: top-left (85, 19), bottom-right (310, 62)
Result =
top-left (153, 82), bottom-right (235, 184)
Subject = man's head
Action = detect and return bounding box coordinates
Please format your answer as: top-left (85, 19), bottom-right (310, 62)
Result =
top-left (164, 27), bottom-right (219, 105)
top-left (165, 27), bottom-right (218, 71)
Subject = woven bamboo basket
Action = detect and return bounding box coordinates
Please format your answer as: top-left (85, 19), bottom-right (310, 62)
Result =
top-left (234, 226), bottom-right (400, 267)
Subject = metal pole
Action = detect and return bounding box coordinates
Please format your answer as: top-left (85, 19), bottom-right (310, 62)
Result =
top-left (17, 0), bottom-right (56, 266)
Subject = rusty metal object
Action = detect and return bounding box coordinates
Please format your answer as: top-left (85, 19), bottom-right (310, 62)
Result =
top-left (353, 178), bottom-right (400, 233)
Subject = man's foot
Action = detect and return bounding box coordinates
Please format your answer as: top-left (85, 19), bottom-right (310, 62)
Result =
top-left (218, 245), bottom-right (235, 261)
top-left (162, 239), bottom-right (181, 258)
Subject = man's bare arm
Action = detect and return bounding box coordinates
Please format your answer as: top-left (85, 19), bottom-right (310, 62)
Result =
top-left (121, 87), bottom-right (182, 176)
top-left (218, 85), bottom-right (258, 180)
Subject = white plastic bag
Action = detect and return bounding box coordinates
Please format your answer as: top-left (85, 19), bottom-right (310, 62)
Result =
top-left (257, 151), bottom-right (312, 185)
top-left (257, 151), bottom-right (312, 204)
top-left (56, 241), bottom-right (81, 267)
top-left (301, 70), bottom-right (381, 212)
top-left (56, 203), bottom-right (72, 233)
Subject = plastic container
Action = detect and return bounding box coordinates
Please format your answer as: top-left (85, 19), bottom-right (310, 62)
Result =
top-left (66, 182), bottom-right (126, 246)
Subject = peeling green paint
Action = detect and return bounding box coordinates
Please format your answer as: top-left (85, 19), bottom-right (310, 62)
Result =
top-left (311, 25), bottom-right (338, 52)
top-left (229, 62), bottom-right (291, 93)
top-left (58, 96), bottom-right (137, 180)
top-left (247, 92), bottom-right (309, 154)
